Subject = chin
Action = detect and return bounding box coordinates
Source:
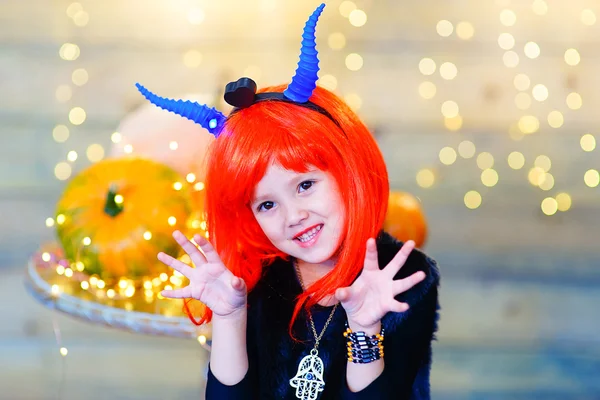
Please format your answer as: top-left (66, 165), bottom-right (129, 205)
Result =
top-left (286, 243), bottom-right (340, 265)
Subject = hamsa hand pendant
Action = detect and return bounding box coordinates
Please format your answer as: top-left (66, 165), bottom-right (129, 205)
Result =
top-left (289, 349), bottom-right (326, 400)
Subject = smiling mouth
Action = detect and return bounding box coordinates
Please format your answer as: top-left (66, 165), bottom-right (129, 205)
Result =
top-left (294, 224), bottom-right (323, 243)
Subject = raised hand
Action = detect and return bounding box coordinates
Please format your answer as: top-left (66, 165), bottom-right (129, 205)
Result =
top-left (335, 239), bottom-right (426, 330)
top-left (157, 230), bottom-right (247, 318)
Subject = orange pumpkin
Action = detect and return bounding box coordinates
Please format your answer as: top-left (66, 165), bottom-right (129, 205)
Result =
top-left (55, 157), bottom-right (193, 282)
top-left (384, 191), bottom-right (428, 248)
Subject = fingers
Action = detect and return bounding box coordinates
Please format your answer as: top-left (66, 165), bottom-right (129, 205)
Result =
top-left (193, 234), bottom-right (222, 264)
top-left (161, 286), bottom-right (192, 299)
top-left (392, 270), bottom-right (426, 296)
top-left (172, 231), bottom-right (207, 266)
top-left (363, 238), bottom-right (379, 271)
top-left (389, 301), bottom-right (410, 313)
top-left (335, 286), bottom-right (356, 303)
top-left (231, 276), bottom-right (247, 293)
top-left (157, 251), bottom-right (193, 279)
top-left (385, 240), bottom-right (416, 277)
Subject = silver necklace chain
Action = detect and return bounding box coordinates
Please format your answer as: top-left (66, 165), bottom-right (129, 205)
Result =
top-left (294, 260), bottom-right (338, 350)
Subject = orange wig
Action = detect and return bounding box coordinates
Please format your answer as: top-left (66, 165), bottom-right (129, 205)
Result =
top-left (187, 84), bottom-right (389, 333)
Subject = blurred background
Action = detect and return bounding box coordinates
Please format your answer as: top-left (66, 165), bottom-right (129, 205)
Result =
top-left (1, 0), bottom-right (599, 399)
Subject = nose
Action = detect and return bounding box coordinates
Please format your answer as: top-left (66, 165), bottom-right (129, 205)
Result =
top-left (286, 203), bottom-right (309, 227)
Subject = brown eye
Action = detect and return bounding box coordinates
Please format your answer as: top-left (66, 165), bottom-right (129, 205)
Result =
top-left (298, 180), bottom-right (315, 192)
top-left (257, 201), bottom-right (274, 212)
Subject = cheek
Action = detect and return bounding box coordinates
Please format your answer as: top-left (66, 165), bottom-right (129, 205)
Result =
top-left (254, 215), bottom-right (283, 243)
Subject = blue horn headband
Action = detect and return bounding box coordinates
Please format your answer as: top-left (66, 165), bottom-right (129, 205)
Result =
top-left (135, 3), bottom-right (332, 137)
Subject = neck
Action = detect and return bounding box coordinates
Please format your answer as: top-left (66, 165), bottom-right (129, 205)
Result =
top-left (294, 258), bottom-right (338, 307)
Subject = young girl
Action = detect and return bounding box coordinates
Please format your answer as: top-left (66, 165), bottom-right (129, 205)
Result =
top-left (137, 4), bottom-right (440, 399)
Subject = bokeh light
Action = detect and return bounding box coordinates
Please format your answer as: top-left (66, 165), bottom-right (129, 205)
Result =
top-left (458, 141), bottom-right (476, 159)
top-left (439, 147), bottom-right (457, 165)
top-left (436, 20), bottom-right (453, 37)
top-left (476, 152), bottom-right (494, 169)
top-left (456, 21), bottom-right (474, 40)
top-left (498, 33), bottom-right (515, 50)
top-left (499, 9), bottom-right (517, 26)
top-left (464, 190), bottom-right (482, 209)
top-left (564, 48), bottom-right (581, 66)
top-left (584, 169), bottom-right (599, 187)
top-left (419, 58), bottom-right (436, 75)
top-left (507, 151), bottom-right (525, 169)
top-left (328, 33), bottom-right (346, 50)
top-left (345, 53), bottom-right (363, 71)
top-left (418, 81), bottom-right (437, 99)
top-left (416, 169), bottom-right (435, 188)
top-left (580, 134), bottom-right (596, 151)
top-left (439, 62), bottom-right (457, 79)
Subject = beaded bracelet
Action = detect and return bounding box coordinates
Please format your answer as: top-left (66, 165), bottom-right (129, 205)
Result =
top-left (343, 323), bottom-right (385, 364)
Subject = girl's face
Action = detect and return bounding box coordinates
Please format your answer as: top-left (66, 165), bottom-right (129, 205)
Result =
top-left (250, 162), bottom-right (345, 266)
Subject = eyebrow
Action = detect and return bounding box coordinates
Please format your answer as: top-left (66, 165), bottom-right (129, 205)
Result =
top-left (252, 170), bottom-right (316, 204)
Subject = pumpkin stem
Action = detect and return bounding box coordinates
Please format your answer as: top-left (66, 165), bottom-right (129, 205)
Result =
top-left (104, 184), bottom-right (124, 217)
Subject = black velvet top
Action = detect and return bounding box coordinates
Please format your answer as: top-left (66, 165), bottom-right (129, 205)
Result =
top-left (206, 231), bottom-right (440, 399)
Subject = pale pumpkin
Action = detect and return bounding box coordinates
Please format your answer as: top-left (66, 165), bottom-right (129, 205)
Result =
top-left (55, 157), bottom-right (193, 282)
top-left (384, 191), bottom-right (428, 248)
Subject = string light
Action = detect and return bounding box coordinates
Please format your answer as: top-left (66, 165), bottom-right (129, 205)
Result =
top-left (566, 93), bottom-right (582, 110)
top-left (318, 74), bottom-right (338, 91)
top-left (348, 9), bottom-right (367, 27)
top-left (444, 115), bottom-right (463, 131)
top-left (499, 9), bottom-right (517, 27)
top-left (464, 191), bottom-right (482, 209)
top-left (455, 21), bottom-right (474, 40)
top-left (68, 107), bottom-right (86, 125)
top-left (418, 81), bottom-right (436, 99)
top-left (344, 93), bottom-right (362, 110)
top-left (498, 33), bottom-right (515, 50)
top-left (328, 33), bottom-right (346, 50)
top-left (515, 93), bottom-right (532, 110)
top-left (532, 84), bottom-right (549, 101)
top-left (556, 193), bottom-right (572, 211)
top-left (538, 173), bottom-right (554, 191)
top-left (532, 0), bottom-right (548, 16)
top-left (416, 169), bottom-right (435, 188)
top-left (439, 147), bottom-right (457, 165)
top-left (547, 111), bottom-right (564, 128)
top-left (339, 1), bottom-right (356, 18)
top-left (55, 85), bottom-right (72, 102)
top-left (345, 53), bottom-right (363, 71)
top-left (481, 169), bottom-right (499, 187)
top-left (111, 132), bottom-right (122, 143)
top-left (439, 62), bottom-right (457, 79)
top-left (581, 9), bottom-right (596, 26)
top-left (458, 141), bottom-right (476, 159)
top-left (503, 51), bottom-right (519, 68)
top-left (441, 101), bottom-right (459, 118)
top-left (564, 48), bottom-right (581, 66)
top-left (513, 74), bottom-right (530, 91)
top-left (580, 134), bottom-right (596, 151)
top-left (541, 197), bottom-right (558, 215)
top-left (476, 152), bottom-right (494, 170)
top-left (419, 58), bottom-right (436, 76)
top-left (436, 20), bottom-right (453, 37)
top-left (584, 169), bottom-right (599, 187)
top-left (534, 155), bottom-right (552, 172)
top-left (524, 42), bottom-right (540, 59)
top-left (507, 152), bottom-right (525, 169)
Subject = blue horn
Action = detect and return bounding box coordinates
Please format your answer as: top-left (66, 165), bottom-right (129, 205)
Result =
top-left (283, 3), bottom-right (325, 103)
top-left (135, 83), bottom-right (226, 136)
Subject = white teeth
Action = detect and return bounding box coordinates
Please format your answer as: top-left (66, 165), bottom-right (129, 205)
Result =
top-left (296, 225), bottom-right (322, 242)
